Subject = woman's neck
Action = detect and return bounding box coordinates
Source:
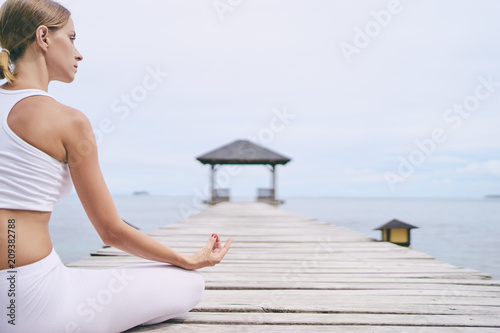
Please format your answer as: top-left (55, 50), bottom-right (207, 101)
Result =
top-left (2, 46), bottom-right (50, 92)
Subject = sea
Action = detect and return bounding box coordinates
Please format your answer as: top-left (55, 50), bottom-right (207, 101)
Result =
top-left (49, 195), bottom-right (500, 280)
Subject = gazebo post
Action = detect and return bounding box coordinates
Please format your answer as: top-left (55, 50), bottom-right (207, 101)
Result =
top-left (210, 164), bottom-right (215, 204)
top-left (271, 165), bottom-right (276, 201)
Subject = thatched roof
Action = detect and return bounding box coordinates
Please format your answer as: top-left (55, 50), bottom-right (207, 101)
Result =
top-left (196, 140), bottom-right (291, 165)
top-left (374, 219), bottom-right (419, 230)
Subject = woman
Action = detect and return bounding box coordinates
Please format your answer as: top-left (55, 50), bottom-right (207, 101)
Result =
top-left (0, 0), bottom-right (233, 332)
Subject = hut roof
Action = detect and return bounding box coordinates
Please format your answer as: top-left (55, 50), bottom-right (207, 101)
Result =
top-left (196, 140), bottom-right (291, 165)
top-left (374, 219), bottom-right (419, 230)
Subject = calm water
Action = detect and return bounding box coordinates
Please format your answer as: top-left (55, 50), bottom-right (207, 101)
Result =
top-left (49, 195), bottom-right (500, 280)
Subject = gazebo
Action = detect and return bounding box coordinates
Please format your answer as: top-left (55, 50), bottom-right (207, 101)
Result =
top-left (196, 139), bottom-right (291, 205)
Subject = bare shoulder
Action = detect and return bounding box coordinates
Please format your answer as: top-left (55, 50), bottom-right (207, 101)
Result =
top-left (22, 95), bottom-right (93, 137)
top-left (12, 95), bottom-right (88, 125)
top-left (28, 95), bottom-right (87, 121)
top-left (8, 95), bottom-right (94, 162)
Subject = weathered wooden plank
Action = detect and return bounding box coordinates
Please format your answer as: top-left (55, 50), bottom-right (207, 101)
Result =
top-left (126, 242), bottom-right (402, 250)
top-left (91, 246), bottom-right (435, 255)
top-left (168, 312), bottom-right (500, 327)
top-left (68, 261), bottom-right (484, 275)
top-left (90, 249), bottom-right (437, 260)
top-left (194, 302), bottom-right (500, 316)
top-left (70, 256), bottom-right (461, 268)
top-left (125, 324), bottom-right (500, 333)
top-left (196, 290), bottom-right (500, 309)
top-left (202, 280), bottom-right (500, 291)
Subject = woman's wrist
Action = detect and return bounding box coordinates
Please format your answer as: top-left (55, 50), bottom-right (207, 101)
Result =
top-left (179, 253), bottom-right (197, 270)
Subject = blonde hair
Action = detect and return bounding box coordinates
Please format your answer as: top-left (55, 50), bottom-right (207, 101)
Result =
top-left (0, 0), bottom-right (71, 83)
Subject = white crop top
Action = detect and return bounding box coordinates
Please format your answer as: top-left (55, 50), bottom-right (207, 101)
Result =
top-left (0, 88), bottom-right (73, 212)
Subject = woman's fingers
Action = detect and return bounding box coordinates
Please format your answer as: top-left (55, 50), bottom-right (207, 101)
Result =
top-left (209, 233), bottom-right (222, 250)
top-left (218, 237), bottom-right (233, 259)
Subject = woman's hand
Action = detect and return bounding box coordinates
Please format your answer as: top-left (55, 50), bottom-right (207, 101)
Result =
top-left (185, 234), bottom-right (233, 270)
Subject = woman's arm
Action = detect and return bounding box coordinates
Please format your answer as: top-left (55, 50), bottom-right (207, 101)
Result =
top-left (61, 107), bottom-right (232, 270)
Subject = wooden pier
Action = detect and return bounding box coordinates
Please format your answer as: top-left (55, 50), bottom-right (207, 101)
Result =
top-left (68, 202), bottom-right (500, 332)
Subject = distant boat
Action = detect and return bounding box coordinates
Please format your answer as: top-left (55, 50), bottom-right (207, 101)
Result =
top-left (485, 195), bottom-right (500, 199)
top-left (133, 191), bottom-right (150, 196)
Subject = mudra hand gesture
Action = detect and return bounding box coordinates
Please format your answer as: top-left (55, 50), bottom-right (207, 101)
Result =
top-left (186, 234), bottom-right (233, 269)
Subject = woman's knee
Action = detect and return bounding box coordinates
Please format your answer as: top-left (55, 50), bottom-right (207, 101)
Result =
top-left (185, 269), bottom-right (205, 308)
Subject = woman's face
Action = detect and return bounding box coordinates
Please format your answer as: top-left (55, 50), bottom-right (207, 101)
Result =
top-left (45, 17), bottom-right (83, 83)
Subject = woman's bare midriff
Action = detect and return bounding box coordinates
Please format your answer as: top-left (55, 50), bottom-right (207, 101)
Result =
top-left (0, 209), bottom-right (53, 270)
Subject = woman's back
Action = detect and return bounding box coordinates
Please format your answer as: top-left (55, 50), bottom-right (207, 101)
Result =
top-left (0, 89), bottom-right (74, 270)
top-left (0, 209), bottom-right (52, 270)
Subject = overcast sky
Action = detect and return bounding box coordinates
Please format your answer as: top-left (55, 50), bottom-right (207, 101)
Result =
top-left (3, 0), bottom-right (500, 199)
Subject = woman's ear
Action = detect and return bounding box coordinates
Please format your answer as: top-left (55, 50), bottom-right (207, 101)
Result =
top-left (35, 25), bottom-right (50, 51)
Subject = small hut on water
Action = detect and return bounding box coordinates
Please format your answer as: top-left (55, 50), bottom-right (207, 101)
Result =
top-left (196, 139), bottom-right (291, 205)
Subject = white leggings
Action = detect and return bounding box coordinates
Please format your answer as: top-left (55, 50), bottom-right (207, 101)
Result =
top-left (0, 248), bottom-right (204, 333)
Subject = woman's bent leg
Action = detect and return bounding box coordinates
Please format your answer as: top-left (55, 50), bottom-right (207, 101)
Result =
top-left (67, 263), bottom-right (205, 333)
top-left (1, 250), bottom-right (204, 333)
